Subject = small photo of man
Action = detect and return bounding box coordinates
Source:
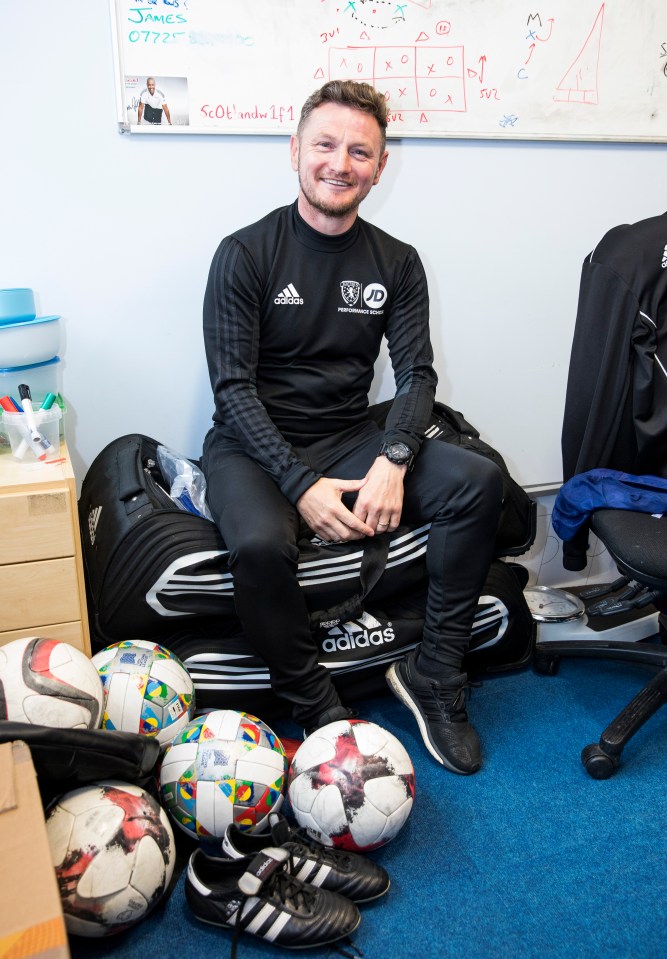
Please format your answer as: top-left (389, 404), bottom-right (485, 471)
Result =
top-left (125, 76), bottom-right (189, 127)
top-left (139, 76), bottom-right (171, 125)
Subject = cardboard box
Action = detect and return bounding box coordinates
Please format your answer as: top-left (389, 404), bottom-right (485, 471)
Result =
top-left (0, 741), bottom-right (70, 959)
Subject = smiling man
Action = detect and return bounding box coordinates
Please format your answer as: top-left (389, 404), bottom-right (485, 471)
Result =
top-left (137, 77), bottom-right (172, 126)
top-left (201, 80), bottom-right (503, 774)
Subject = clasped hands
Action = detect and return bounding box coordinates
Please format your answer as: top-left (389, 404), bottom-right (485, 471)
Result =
top-left (297, 456), bottom-right (407, 543)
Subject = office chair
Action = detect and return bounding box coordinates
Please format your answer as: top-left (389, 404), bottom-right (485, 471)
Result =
top-left (534, 510), bottom-right (667, 779)
top-left (534, 212), bottom-right (667, 779)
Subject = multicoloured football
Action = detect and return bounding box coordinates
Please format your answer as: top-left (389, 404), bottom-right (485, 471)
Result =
top-left (159, 709), bottom-right (287, 838)
top-left (288, 719), bottom-right (415, 852)
top-left (92, 640), bottom-right (195, 747)
top-left (45, 780), bottom-right (176, 937)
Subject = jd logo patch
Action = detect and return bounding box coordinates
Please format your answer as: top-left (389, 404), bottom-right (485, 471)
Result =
top-left (363, 283), bottom-right (388, 308)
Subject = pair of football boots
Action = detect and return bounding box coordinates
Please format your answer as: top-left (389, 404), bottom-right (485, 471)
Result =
top-left (184, 811), bottom-right (390, 954)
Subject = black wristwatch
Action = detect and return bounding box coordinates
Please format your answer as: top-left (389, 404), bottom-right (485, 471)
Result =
top-left (378, 441), bottom-right (415, 470)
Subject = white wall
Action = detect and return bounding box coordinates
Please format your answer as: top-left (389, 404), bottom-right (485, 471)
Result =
top-left (1, 2), bottom-right (665, 492)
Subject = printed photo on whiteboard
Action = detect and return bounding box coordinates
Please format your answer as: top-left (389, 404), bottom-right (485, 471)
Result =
top-left (125, 76), bottom-right (189, 127)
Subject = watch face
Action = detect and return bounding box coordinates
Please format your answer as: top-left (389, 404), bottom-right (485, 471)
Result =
top-left (524, 586), bottom-right (586, 622)
top-left (387, 442), bottom-right (411, 462)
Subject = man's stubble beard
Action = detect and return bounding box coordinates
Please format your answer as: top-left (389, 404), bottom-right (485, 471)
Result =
top-left (297, 170), bottom-right (365, 221)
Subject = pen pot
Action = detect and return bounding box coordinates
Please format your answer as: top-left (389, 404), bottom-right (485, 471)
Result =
top-left (0, 406), bottom-right (63, 460)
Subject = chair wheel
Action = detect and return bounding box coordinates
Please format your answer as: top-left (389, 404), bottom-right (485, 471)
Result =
top-left (533, 650), bottom-right (560, 675)
top-left (581, 743), bottom-right (619, 779)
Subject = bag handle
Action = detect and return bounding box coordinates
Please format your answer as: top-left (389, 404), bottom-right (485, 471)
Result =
top-left (309, 534), bottom-right (391, 631)
top-left (432, 401), bottom-right (480, 438)
top-left (116, 439), bottom-right (152, 515)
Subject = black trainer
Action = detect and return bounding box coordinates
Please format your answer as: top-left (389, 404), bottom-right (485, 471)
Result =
top-left (386, 650), bottom-right (482, 774)
top-left (217, 812), bottom-right (390, 903)
top-left (185, 845), bottom-right (361, 953)
top-left (304, 705), bottom-right (358, 738)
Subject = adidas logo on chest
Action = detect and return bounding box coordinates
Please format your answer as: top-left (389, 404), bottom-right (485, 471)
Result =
top-left (274, 283), bottom-right (303, 305)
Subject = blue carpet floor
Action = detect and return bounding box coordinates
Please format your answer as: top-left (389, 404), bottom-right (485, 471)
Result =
top-left (69, 656), bottom-right (667, 959)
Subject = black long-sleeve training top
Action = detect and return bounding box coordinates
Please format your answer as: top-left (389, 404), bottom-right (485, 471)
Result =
top-left (560, 211), bottom-right (667, 570)
top-left (562, 211), bottom-right (667, 483)
top-left (204, 201), bottom-right (438, 504)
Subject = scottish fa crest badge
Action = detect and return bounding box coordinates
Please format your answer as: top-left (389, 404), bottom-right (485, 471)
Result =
top-left (340, 280), bottom-right (360, 306)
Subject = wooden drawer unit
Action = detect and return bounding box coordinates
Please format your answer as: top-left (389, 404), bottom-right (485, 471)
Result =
top-left (2, 487), bottom-right (75, 563)
top-left (0, 621), bottom-right (87, 648)
top-left (0, 443), bottom-right (91, 654)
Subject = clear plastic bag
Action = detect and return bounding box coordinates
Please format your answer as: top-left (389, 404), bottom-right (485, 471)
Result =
top-left (156, 445), bottom-right (214, 521)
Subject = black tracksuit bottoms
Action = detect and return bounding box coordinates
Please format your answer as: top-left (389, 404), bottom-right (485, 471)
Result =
top-left (202, 420), bottom-right (504, 728)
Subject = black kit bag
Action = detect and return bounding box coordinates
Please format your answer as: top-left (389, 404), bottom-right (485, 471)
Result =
top-left (79, 401), bottom-right (536, 707)
top-left (154, 559), bottom-right (534, 718)
top-left (0, 722), bottom-right (161, 805)
top-left (80, 436), bottom-right (435, 643)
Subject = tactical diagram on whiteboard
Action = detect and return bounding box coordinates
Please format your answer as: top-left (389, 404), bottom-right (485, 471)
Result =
top-left (109, 0), bottom-right (667, 140)
top-left (325, 5), bottom-right (604, 125)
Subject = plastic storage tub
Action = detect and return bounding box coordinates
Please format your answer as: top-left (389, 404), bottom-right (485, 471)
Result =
top-left (0, 357), bottom-right (62, 406)
top-left (0, 315), bottom-right (61, 367)
top-left (0, 406), bottom-right (63, 460)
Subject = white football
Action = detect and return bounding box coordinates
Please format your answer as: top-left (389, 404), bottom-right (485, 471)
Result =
top-left (288, 719), bottom-right (415, 852)
top-left (46, 780), bottom-right (176, 937)
top-left (0, 636), bottom-right (103, 728)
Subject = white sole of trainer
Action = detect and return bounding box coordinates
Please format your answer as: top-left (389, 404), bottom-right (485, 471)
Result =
top-left (385, 663), bottom-right (474, 774)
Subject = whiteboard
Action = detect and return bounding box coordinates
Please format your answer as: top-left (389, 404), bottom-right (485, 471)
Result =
top-left (110, 0), bottom-right (667, 141)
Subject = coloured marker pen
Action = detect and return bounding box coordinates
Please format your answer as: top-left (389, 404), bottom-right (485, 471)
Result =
top-left (13, 411), bottom-right (52, 460)
top-left (12, 392), bottom-right (59, 460)
top-left (18, 384), bottom-right (54, 456)
top-left (0, 394), bottom-right (47, 460)
top-left (13, 430), bottom-right (49, 461)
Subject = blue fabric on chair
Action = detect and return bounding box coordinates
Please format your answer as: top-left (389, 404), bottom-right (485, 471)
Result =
top-left (552, 468), bottom-right (667, 540)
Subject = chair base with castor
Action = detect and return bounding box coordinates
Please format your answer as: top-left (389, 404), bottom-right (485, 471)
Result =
top-left (535, 509), bottom-right (667, 778)
top-left (581, 664), bottom-right (667, 778)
